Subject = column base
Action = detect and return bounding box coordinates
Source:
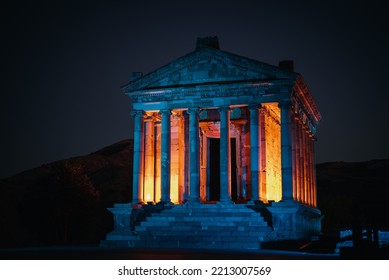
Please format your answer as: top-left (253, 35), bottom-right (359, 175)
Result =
top-left (217, 198), bottom-right (233, 204)
top-left (131, 199), bottom-right (144, 204)
top-left (187, 198), bottom-right (201, 204)
top-left (157, 200), bottom-right (174, 206)
top-left (245, 200), bottom-right (261, 206)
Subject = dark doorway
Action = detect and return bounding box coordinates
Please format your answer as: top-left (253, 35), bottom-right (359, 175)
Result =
top-left (208, 138), bottom-right (237, 201)
top-left (209, 138), bottom-right (220, 201)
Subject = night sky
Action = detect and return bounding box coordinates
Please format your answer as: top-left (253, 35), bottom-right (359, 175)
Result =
top-left (2, 1), bottom-right (388, 178)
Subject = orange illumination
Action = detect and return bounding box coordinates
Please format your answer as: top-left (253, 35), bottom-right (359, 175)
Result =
top-left (142, 105), bottom-right (285, 204)
top-left (143, 173), bottom-right (154, 202)
top-left (263, 103), bottom-right (282, 202)
top-left (170, 120), bottom-right (180, 203)
top-left (143, 116), bottom-right (155, 203)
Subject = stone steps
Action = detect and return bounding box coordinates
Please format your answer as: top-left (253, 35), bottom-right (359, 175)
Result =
top-left (129, 204), bottom-right (273, 249)
top-left (138, 233), bottom-right (267, 242)
top-left (146, 215), bottom-right (267, 221)
top-left (133, 240), bottom-right (261, 250)
top-left (137, 225), bottom-right (271, 232)
top-left (138, 229), bottom-right (270, 237)
top-left (140, 220), bottom-right (268, 227)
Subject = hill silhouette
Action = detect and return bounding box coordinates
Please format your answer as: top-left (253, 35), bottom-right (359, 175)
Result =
top-left (0, 139), bottom-right (388, 248)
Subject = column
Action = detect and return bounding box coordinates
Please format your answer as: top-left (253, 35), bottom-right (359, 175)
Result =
top-left (259, 108), bottom-right (267, 201)
top-left (219, 106), bottom-right (232, 203)
top-left (305, 131), bottom-right (310, 205)
top-left (249, 104), bottom-right (260, 201)
top-left (183, 112), bottom-right (190, 202)
top-left (298, 121), bottom-right (305, 203)
top-left (291, 117), bottom-right (297, 201)
top-left (131, 110), bottom-right (144, 203)
top-left (304, 129), bottom-right (310, 204)
top-left (160, 109), bottom-right (171, 203)
top-left (302, 127), bottom-right (308, 204)
top-left (294, 118), bottom-right (301, 202)
top-left (309, 135), bottom-right (315, 207)
top-left (312, 138), bottom-right (317, 207)
top-left (143, 115), bottom-right (154, 202)
top-left (279, 101), bottom-right (293, 201)
top-left (154, 121), bottom-right (161, 202)
top-left (188, 108), bottom-right (200, 202)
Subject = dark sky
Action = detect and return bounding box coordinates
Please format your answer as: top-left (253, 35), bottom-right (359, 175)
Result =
top-left (1, 0), bottom-right (389, 178)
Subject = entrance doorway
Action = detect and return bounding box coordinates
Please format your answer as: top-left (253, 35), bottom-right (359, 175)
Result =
top-left (207, 138), bottom-right (237, 201)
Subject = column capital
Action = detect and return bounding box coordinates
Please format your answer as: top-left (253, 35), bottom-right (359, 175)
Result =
top-left (218, 105), bottom-right (231, 113)
top-left (171, 112), bottom-right (182, 120)
top-left (143, 114), bottom-right (155, 122)
top-left (159, 109), bottom-right (172, 116)
top-left (278, 100), bottom-right (292, 109)
top-left (187, 107), bottom-right (200, 115)
top-left (131, 110), bottom-right (144, 117)
top-left (248, 103), bottom-right (262, 110)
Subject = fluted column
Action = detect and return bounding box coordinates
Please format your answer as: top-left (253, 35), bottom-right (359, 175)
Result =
top-left (183, 112), bottom-right (190, 202)
top-left (131, 110), bottom-right (144, 203)
top-left (301, 126), bottom-right (307, 203)
top-left (219, 105), bottom-right (232, 203)
top-left (160, 109), bottom-right (171, 203)
top-left (294, 117), bottom-right (301, 202)
top-left (177, 113), bottom-right (186, 203)
top-left (312, 138), bottom-right (317, 207)
top-left (249, 104), bottom-right (260, 201)
top-left (143, 115), bottom-right (155, 202)
top-left (307, 133), bottom-right (313, 206)
top-left (298, 121), bottom-right (305, 203)
top-left (154, 121), bottom-right (161, 202)
top-left (259, 108), bottom-right (267, 201)
top-left (279, 101), bottom-right (293, 201)
top-left (304, 128), bottom-right (309, 204)
top-left (291, 117), bottom-right (297, 201)
top-left (187, 108), bottom-right (200, 202)
top-left (309, 135), bottom-right (315, 207)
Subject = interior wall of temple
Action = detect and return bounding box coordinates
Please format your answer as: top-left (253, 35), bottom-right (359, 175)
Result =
top-left (263, 103), bottom-right (282, 202)
top-left (169, 115), bottom-right (180, 203)
top-left (143, 116), bottom-right (155, 202)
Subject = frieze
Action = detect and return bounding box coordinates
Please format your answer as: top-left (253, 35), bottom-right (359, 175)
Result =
top-left (293, 75), bottom-right (321, 125)
top-left (291, 94), bottom-right (316, 134)
top-left (132, 84), bottom-right (272, 103)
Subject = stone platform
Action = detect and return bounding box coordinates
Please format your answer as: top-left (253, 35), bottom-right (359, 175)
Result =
top-left (101, 203), bottom-right (273, 250)
top-left (100, 201), bottom-right (322, 250)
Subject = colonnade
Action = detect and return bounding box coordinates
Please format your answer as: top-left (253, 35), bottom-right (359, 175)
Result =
top-left (292, 116), bottom-right (317, 207)
top-left (131, 102), bottom-right (316, 207)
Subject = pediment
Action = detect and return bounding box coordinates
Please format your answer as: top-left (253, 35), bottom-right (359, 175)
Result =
top-left (123, 47), bottom-right (297, 93)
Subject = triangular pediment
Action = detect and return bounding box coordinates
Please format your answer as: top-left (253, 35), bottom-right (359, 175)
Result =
top-left (123, 47), bottom-right (297, 93)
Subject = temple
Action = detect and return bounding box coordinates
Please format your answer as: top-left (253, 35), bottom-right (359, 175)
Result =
top-left (101, 37), bottom-right (322, 249)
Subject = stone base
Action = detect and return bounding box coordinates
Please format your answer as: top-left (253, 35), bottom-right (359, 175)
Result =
top-left (100, 203), bottom-right (141, 248)
top-left (267, 200), bottom-right (323, 240)
top-left (101, 203), bottom-right (273, 250)
top-left (101, 201), bottom-right (323, 249)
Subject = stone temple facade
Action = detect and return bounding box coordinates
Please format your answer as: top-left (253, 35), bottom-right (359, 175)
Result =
top-left (101, 37), bottom-right (322, 249)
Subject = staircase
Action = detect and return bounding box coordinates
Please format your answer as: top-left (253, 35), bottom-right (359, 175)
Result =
top-left (131, 203), bottom-right (273, 250)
